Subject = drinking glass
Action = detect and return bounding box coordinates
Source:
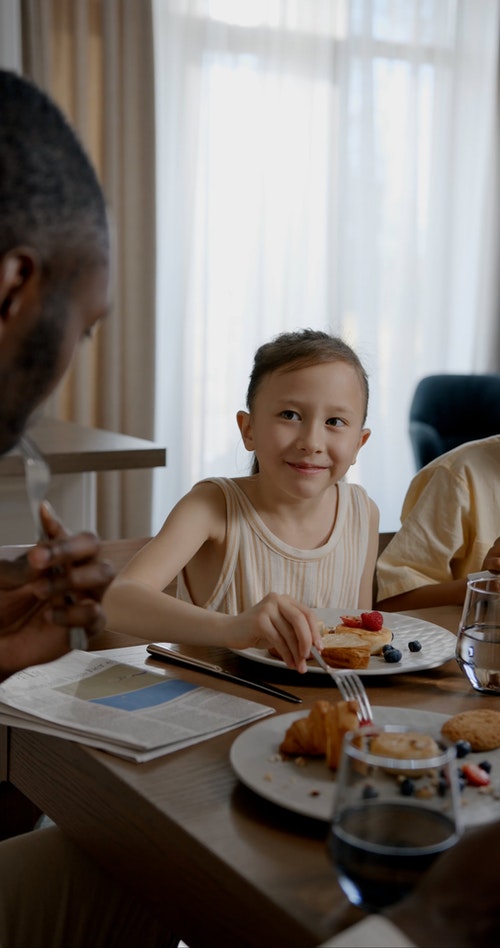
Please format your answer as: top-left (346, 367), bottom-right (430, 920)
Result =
top-left (456, 574), bottom-right (500, 694)
top-left (328, 726), bottom-right (461, 912)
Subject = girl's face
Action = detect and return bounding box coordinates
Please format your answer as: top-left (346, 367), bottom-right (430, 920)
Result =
top-left (237, 360), bottom-right (370, 500)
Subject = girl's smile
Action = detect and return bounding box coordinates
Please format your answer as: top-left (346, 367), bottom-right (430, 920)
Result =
top-left (286, 461), bottom-right (330, 473)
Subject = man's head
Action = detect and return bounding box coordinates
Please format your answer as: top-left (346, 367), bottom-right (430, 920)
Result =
top-left (0, 70), bottom-right (110, 454)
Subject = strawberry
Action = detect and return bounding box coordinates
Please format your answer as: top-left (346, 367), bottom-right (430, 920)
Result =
top-left (360, 611), bottom-right (384, 631)
top-left (339, 611), bottom-right (384, 631)
top-left (340, 615), bottom-right (362, 628)
top-left (460, 763), bottom-right (491, 787)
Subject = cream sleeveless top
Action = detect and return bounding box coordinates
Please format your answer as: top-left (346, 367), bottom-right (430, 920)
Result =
top-left (177, 477), bottom-right (371, 613)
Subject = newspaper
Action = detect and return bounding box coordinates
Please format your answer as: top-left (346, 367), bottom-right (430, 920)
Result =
top-left (0, 646), bottom-right (274, 762)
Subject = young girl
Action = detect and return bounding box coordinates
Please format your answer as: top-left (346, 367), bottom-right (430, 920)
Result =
top-left (104, 329), bottom-right (379, 672)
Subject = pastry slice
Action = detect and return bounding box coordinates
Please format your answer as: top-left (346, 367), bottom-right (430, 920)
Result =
top-left (320, 632), bottom-right (371, 669)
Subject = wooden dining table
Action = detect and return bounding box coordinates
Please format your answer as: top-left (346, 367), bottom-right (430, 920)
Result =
top-left (2, 539), bottom-right (499, 948)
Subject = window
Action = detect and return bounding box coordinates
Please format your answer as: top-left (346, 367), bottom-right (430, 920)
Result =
top-left (153, 0), bottom-right (499, 530)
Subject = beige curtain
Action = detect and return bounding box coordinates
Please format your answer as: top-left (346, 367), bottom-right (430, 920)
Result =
top-left (21, 0), bottom-right (157, 539)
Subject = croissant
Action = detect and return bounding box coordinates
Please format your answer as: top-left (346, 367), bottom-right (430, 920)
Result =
top-left (279, 700), bottom-right (331, 757)
top-left (324, 700), bottom-right (360, 770)
top-left (279, 699), bottom-right (359, 770)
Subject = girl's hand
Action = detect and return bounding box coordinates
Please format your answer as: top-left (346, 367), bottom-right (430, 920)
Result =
top-left (230, 593), bottom-right (323, 673)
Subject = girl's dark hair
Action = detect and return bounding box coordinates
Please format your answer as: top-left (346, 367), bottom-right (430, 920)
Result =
top-left (245, 329), bottom-right (369, 474)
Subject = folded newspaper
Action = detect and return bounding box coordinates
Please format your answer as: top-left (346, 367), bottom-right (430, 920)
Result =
top-left (0, 646), bottom-right (274, 762)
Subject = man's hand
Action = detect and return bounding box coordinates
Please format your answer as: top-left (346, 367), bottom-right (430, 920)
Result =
top-left (482, 537), bottom-right (500, 573)
top-left (0, 502), bottom-right (114, 681)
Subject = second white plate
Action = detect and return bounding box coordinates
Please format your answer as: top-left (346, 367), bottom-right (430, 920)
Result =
top-left (231, 610), bottom-right (457, 676)
top-left (230, 706), bottom-right (500, 827)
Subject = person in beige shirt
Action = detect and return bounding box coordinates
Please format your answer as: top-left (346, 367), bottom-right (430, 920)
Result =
top-left (377, 435), bottom-right (500, 611)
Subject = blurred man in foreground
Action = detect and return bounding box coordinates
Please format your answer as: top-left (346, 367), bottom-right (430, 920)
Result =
top-left (0, 68), bottom-right (174, 948)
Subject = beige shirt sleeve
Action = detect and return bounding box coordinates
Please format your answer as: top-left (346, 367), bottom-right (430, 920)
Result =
top-left (376, 460), bottom-right (489, 601)
top-left (318, 916), bottom-right (415, 947)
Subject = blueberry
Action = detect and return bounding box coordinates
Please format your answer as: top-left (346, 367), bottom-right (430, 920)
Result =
top-left (479, 760), bottom-right (492, 773)
top-left (408, 640), bottom-right (422, 652)
top-left (457, 769), bottom-right (467, 792)
top-left (362, 784), bottom-right (379, 800)
top-left (400, 778), bottom-right (415, 796)
top-left (384, 647), bottom-right (402, 663)
top-left (455, 739), bottom-right (472, 758)
top-left (382, 644), bottom-right (394, 654)
top-left (437, 776), bottom-right (448, 797)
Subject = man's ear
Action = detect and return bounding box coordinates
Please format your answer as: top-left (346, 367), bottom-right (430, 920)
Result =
top-left (236, 410), bottom-right (254, 451)
top-left (0, 248), bottom-right (41, 328)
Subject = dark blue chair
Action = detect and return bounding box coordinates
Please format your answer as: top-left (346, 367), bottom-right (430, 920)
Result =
top-left (409, 373), bottom-right (500, 470)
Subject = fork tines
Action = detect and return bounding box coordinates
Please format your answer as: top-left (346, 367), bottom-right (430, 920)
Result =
top-left (310, 646), bottom-right (373, 724)
top-left (333, 670), bottom-right (373, 725)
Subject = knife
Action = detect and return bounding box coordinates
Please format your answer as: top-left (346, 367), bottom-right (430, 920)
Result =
top-left (146, 644), bottom-right (302, 704)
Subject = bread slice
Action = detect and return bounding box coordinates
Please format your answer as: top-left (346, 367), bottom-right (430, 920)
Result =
top-left (331, 624), bottom-right (392, 655)
top-left (320, 632), bottom-right (371, 669)
top-left (370, 731), bottom-right (441, 776)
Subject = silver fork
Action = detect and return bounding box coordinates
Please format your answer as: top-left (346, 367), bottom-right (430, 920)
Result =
top-left (310, 645), bottom-right (373, 725)
top-left (20, 435), bottom-right (51, 540)
top-left (19, 434), bottom-right (88, 651)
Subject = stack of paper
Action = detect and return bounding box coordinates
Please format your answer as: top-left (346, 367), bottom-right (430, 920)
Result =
top-left (0, 646), bottom-right (274, 762)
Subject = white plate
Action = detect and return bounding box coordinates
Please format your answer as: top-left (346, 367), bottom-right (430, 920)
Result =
top-left (231, 610), bottom-right (456, 676)
top-left (230, 706), bottom-right (500, 827)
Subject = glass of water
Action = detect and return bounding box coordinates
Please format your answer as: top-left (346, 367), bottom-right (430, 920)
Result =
top-left (328, 726), bottom-right (461, 912)
top-left (456, 574), bottom-right (500, 694)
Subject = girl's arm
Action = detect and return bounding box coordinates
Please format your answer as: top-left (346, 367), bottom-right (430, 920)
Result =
top-left (103, 482), bottom-right (323, 672)
top-left (105, 579), bottom-right (322, 672)
top-left (357, 498), bottom-right (380, 609)
top-left (103, 481), bottom-right (226, 632)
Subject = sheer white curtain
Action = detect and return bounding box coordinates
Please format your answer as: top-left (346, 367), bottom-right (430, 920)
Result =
top-left (152, 0), bottom-right (500, 532)
top-left (0, 0), bottom-right (22, 69)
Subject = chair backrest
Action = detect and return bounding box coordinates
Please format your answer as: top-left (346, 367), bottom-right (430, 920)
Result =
top-left (372, 532), bottom-right (395, 604)
top-left (409, 373), bottom-right (500, 469)
top-left (0, 536), bottom-right (151, 569)
top-left (0, 536), bottom-right (181, 596)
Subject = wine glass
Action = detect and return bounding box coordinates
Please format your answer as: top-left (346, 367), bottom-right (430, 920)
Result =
top-left (456, 574), bottom-right (500, 694)
top-left (327, 725), bottom-right (461, 912)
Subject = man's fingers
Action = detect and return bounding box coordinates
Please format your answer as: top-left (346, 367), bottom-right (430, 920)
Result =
top-left (39, 500), bottom-right (66, 537)
top-left (0, 555), bottom-right (36, 590)
top-left (27, 532), bottom-right (102, 571)
top-left (46, 600), bottom-right (107, 636)
top-left (32, 560), bottom-right (115, 599)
